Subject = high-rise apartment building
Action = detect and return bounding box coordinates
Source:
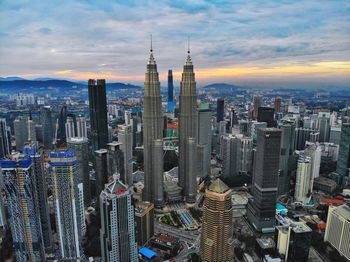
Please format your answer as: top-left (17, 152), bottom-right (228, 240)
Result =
top-left (41, 106), bottom-right (53, 149)
top-left (118, 124), bottom-right (133, 185)
top-left (135, 201), bottom-right (154, 246)
top-left (0, 156), bottom-right (46, 262)
top-left (14, 116), bottom-right (28, 151)
top-left (100, 179), bottom-right (138, 262)
top-left (50, 149), bottom-right (85, 259)
top-left (65, 115), bottom-right (76, 140)
top-left (317, 112), bottom-right (330, 142)
top-left (76, 116), bottom-right (88, 138)
top-left (324, 204), bottom-right (350, 260)
top-left (305, 143), bottom-right (321, 179)
top-left (294, 155), bottom-right (313, 204)
top-left (336, 123), bottom-right (350, 177)
top-left (23, 145), bottom-right (53, 252)
top-left (143, 47), bottom-right (164, 207)
top-left (200, 179), bottom-right (233, 262)
top-left (247, 128), bottom-right (281, 232)
top-left (88, 79), bottom-right (108, 152)
top-left (179, 49), bottom-right (198, 203)
top-left (67, 137), bottom-right (91, 206)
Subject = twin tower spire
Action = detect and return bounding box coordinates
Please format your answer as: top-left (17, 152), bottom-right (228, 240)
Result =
top-left (143, 37), bottom-right (197, 207)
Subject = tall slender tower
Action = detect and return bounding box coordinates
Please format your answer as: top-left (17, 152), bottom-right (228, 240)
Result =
top-left (88, 79), bottom-right (108, 152)
top-left (143, 43), bottom-right (164, 207)
top-left (178, 46), bottom-right (198, 203)
top-left (167, 70), bottom-right (174, 113)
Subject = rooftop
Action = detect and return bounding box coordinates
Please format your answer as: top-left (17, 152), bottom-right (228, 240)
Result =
top-left (209, 178), bottom-right (229, 194)
top-left (333, 204), bottom-right (350, 219)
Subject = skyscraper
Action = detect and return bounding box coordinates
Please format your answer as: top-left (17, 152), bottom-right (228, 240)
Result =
top-left (336, 123), bottom-right (350, 177)
top-left (14, 115), bottom-right (28, 151)
top-left (305, 143), bottom-right (321, 179)
top-left (317, 112), bottom-right (330, 142)
top-left (57, 105), bottom-right (67, 146)
top-left (258, 107), bottom-right (275, 127)
top-left (107, 141), bottom-right (124, 180)
top-left (274, 97), bottom-right (282, 113)
top-left (167, 69), bottom-right (174, 113)
top-left (0, 118), bottom-right (11, 158)
top-left (253, 95), bottom-right (261, 119)
top-left (197, 108), bottom-right (212, 178)
top-left (294, 155), bottom-right (313, 204)
top-left (41, 106), bottom-right (53, 149)
top-left (143, 46), bottom-right (164, 207)
top-left (50, 149), bottom-right (85, 259)
top-left (0, 156), bottom-right (46, 262)
top-left (118, 124), bottom-right (133, 185)
top-left (67, 137), bottom-right (91, 206)
top-left (135, 201), bottom-right (154, 246)
top-left (23, 145), bottom-right (53, 252)
top-left (76, 115), bottom-right (88, 138)
top-left (200, 179), bottom-right (233, 261)
top-left (216, 98), bottom-right (224, 123)
top-left (95, 149), bottom-right (108, 197)
top-left (247, 128), bottom-right (282, 232)
top-left (88, 79), bottom-right (108, 152)
top-left (65, 115), bottom-right (76, 140)
top-left (179, 48), bottom-right (198, 203)
top-left (100, 179), bottom-right (138, 262)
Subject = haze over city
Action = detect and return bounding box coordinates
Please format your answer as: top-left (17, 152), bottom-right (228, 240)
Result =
top-left (1, 0), bottom-right (350, 87)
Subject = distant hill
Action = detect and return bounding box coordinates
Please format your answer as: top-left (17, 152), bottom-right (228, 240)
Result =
top-left (202, 83), bottom-right (241, 90)
top-left (0, 77), bottom-right (26, 81)
top-left (0, 78), bottom-right (141, 91)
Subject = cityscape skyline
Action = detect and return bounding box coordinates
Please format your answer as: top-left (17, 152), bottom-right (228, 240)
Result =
top-left (0, 1), bottom-right (350, 87)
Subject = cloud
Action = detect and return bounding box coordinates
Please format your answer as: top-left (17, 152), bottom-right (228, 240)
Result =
top-left (0, 0), bottom-right (349, 87)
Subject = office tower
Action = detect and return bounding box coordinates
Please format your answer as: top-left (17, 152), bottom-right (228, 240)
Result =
top-left (65, 115), bottom-right (76, 139)
top-left (218, 120), bottom-right (227, 137)
top-left (239, 120), bottom-right (250, 137)
top-left (222, 135), bottom-right (252, 178)
top-left (179, 49), bottom-right (198, 203)
top-left (0, 156), bottom-right (45, 262)
top-left (197, 108), bottom-right (212, 178)
top-left (118, 124), bottom-right (133, 185)
top-left (200, 179), bottom-right (233, 262)
top-left (14, 116), bottom-right (27, 151)
top-left (57, 105), bottom-right (67, 146)
top-left (324, 205), bottom-right (350, 260)
top-left (253, 95), bottom-right (261, 119)
top-left (95, 149), bottom-right (108, 197)
top-left (167, 69), bottom-right (174, 113)
top-left (216, 98), bottom-right (224, 122)
top-left (294, 127), bottom-right (318, 150)
top-left (143, 47), bottom-right (164, 207)
top-left (50, 149), bottom-right (85, 259)
top-left (28, 118), bottom-right (37, 143)
top-left (135, 201), bottom-right (154, 246)
top-left (278, 123), bottom-right (295, 195)
top-left (23, 145), bottom-right (53, 252)
top-left (275, 222), bottom-right (312, 262)
top-left (336, 123), bottom-right (350, 177)
top-left (0, 118), bottom-right (10, 158)
top-left (317, 112), bottom-right (330, 142)
top-left (274, 97), bottom-right (282, 113)
top-left (88, 79), bottom-right (108, 152)
top-left (107, 141), bottom-right (124, 180)
top-left (305, 143), bottom-right (321, 179)
top-left (41, 106), bottom-right (53, 149)
top-left (229, 107), bottom-right (238, 130)
top-left (67, 137), bottom-right (91, 206)
top-left (247, 128), bottom-right (282, 232)
top-left (294, 155), bottom-right (312, 204)
top-left (100, 179), bottom-right (138, 262)
top-left (76, 116), bottom-right (87, 138)
top-left (258, 107), bottom-right (275, 127)
top-left (329, 125), bottom-right (341, 144)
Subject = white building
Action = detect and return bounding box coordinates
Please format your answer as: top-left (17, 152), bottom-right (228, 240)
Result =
top-left (294, 155), bottom-right (313, 204)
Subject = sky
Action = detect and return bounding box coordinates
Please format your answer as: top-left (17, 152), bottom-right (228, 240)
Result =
top-left (0, 0), bottom-right (349, 87)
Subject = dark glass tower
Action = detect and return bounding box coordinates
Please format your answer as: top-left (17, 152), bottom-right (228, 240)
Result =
top-left (88, 79), bottom-right (108, 152)
top-left (258, 107), bottom-right (275, 127)
top-left (247, 128), bottom-right (281, 232)
top-left (41, 106), bottom-right (53, 149)
top-left (167, 69), bottom-right (174, 113)
top-left (336, 123), bottom-right (350, 177)
top-left (216, 98), bottom-right (224, 122)
top-left (57, 105), bottom-right (67, 146)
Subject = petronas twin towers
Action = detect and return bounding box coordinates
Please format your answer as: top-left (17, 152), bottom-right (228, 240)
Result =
top-left (143, 45), bottom-right (198, 207)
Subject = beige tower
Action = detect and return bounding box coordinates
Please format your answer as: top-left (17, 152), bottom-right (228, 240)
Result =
top-left (200, 179), bottom-right (233, 262)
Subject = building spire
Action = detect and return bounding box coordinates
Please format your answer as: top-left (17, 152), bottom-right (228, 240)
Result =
top-left (148, 34), bottom-right (156, 65)
top-left (150, 34), bottom-right (153, 53)
top-left (186, 36), bottom-right (192, 65)
top-left (188, 36), bottom-right (190, 54)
